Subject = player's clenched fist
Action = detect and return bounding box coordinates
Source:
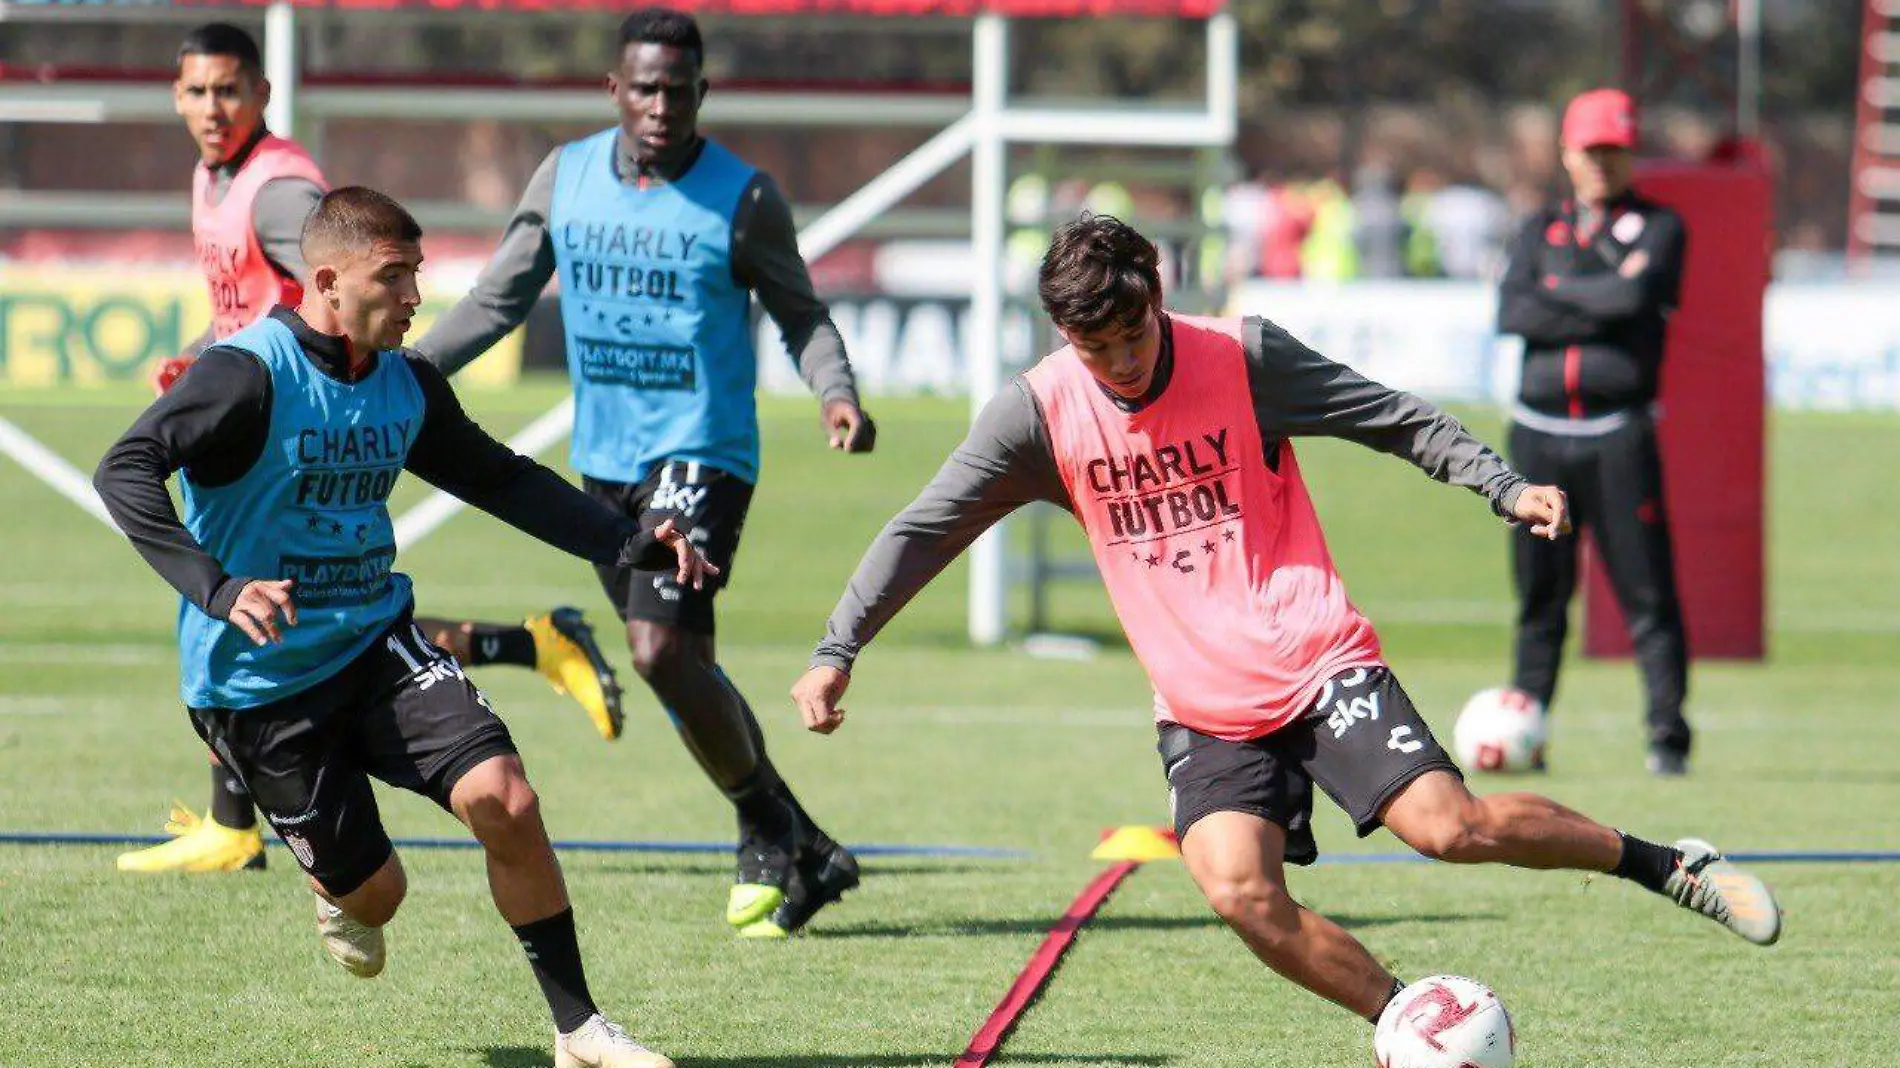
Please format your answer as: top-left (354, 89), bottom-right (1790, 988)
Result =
top-left (792, 665), bottom-right (850, 735)
top-left (1510, 484), bottom-right (1571, 540)
top-left (151, 354), bottom-right (196, 395)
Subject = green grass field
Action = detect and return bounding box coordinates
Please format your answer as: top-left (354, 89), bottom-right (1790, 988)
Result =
top-left (1, 381), bottom-right (1895, 1067)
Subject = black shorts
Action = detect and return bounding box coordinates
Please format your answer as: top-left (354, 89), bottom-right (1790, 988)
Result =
top-left (189, 610), bottom-right (518, 897)
top-left (1156, 666), bottom-right (1460, 865)
top-left (585, 460), bottom-right (754, 636)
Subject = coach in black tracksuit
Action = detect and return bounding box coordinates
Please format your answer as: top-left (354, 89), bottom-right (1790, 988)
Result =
top-left (1496, 88), bottom-right (1692, 776)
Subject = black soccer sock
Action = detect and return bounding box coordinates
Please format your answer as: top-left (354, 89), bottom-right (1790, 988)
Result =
top-left (208, 763), bottom-right (256, 830)
top-left (730, 774), bottom-right (798, 843)
top-left (512, 908), bottom-right (599, 1034)
top-left (1609, 832), bottom-right (1682, 895)
top-left (1367, 977), bottom-right (1406, 1025)
top-left (464, 623), bottom-right (537, 668)
top-left (772, 781), bottom-right (828, 841)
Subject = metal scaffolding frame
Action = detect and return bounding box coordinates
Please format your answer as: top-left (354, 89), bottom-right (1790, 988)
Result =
top-left (0, 0), bottom-right (1237, 648)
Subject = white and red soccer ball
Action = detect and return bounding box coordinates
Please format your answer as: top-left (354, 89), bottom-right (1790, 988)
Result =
top-left (1452, 687), bottom-right (1547, 773)
top-left (1374, 974), bottom-right (1516, 1068)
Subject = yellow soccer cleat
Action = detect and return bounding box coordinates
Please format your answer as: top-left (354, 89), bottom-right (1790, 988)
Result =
top-left (725, 882), bottom-right (786, 929)
top-left (115, 802), bottom-right (266, 873)
top-left (734, 918), bottom-right (788, 940)
top-left (526, 607), bottom-right (625, 741)
top-left (733, 833), bottom-right (860, 940)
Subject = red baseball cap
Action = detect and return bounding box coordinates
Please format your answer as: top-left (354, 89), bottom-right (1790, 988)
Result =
top-left (1562, 88), bottom-right (1638, 150)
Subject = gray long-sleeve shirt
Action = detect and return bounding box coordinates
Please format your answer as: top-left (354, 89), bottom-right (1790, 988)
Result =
top-left (183, 128), bottom-right (325, 356)
top-left (812, 314), bottom-right (1528, 673)
top-left (413, 133), bottom-right (856, 406)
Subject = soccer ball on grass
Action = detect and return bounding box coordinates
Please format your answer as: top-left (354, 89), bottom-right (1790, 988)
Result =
top-left (1373, 974), bottom-right (1516, 1068)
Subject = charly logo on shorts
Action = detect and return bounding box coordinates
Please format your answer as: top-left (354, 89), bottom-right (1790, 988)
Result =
top-left (282, 831), bottom-right (315, 868)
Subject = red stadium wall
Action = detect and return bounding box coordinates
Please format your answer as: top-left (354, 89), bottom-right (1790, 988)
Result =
top-left (1583, 163), bottom-right (1771, 661)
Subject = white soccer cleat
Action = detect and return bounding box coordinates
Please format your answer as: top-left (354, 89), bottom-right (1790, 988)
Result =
top-left (314, 894), bottom-right (386, 978)
top-left (1664, 838), bottom-right (1783, 946)
top-left (555, 1014), bottom-right (675, 1068)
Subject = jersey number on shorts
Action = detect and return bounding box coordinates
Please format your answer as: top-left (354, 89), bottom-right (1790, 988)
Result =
top-left (385, 624), bottom-right (477, 696)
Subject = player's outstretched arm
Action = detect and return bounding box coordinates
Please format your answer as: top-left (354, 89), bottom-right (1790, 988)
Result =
top-left (734, 172), bottom-right (876, 454)
top-left (400, 356), bottom-right (715, 579)
top-left (410, 150), bottom-right (560, 377)
top-left (805, 378), bottom-right (1066, 678)
top-left (1242, 317), bottom-right (1529, 518)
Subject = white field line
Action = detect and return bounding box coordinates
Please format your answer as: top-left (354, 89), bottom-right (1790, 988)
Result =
top-left (0, 415), bottom-right (121, 534)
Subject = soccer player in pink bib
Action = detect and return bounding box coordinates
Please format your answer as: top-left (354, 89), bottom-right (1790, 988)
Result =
top-left (792, 215), bottom-right (1780, 1038)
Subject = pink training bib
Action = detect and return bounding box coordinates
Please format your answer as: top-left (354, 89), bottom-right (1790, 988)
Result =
top-left (1024, 315), bottom-right (1385, 740)
top-left (191, 134), bottom-right (328, 340)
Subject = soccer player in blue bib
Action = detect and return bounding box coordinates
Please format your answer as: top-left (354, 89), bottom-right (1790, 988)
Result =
top-left (416, 6), bottom-right (871, 938)
top-left (95, 187), bottom-right (713, 1068)
top-left (120, 22), bottom-right (628, 879)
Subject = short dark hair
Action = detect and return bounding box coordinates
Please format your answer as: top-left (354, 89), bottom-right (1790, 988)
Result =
top-left (1038, 214), bottom-right (1163, 335)
top-left (178, 23), bottom-right (263, 78)
top-left (301, 187), bottom-right (423, 263)
top-left (619, 7), bottom-right (705, 67)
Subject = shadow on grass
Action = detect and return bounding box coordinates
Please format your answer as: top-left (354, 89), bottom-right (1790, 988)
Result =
top-left (806, 911), bottom-right (1500, 940)
top-left (478, 1049), bottom-right (1170, 1068)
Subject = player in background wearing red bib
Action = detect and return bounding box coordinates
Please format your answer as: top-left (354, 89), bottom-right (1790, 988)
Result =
top-left (122, 24), bottom-right (626, 876)
top-left (793, 216), bottom-right (1781, 1049)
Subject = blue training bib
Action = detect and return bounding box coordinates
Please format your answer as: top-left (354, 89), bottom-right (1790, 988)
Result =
top-left (177, 317), bottom-right (421, 709)
top-left (550, 131), bottom-right (761, 483)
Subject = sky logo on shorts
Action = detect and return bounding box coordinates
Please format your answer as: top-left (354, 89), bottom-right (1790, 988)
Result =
top-left (650, 469), bottom-right (710, 515)
top-left (1322, 669), bottom-right (1382, 739)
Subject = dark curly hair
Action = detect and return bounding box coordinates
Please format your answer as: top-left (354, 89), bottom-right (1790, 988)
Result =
top-left (619, 7), bottom-right (705, 68)
top-left (1037, 214), bottom-right (1162, 335)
